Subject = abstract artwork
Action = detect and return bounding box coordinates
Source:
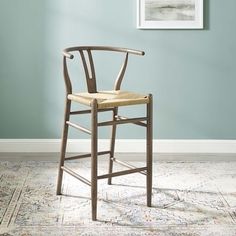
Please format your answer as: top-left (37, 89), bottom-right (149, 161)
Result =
top-left (137, 0), bottom-right (203, 29)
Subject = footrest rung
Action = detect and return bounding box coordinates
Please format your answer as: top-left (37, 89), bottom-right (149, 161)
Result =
top-left (70, 107), bottom-right (114, 115)
top-left (65, 151), bottom-right (111, 161)
top-left (98, 117), bottom-right (147, 127)
top-left (66, 121), bottom-right (91, 135)
top-left (97, 167), bottom-right (147, 179)
top-left (61, 166), bottom-right (91, 186)
top-left (116, 115), bottom-right (147, 127)
top-left (112, 158), bottom-right (147, 175)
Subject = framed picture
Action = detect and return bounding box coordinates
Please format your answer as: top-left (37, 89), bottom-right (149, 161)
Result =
top-left (137, 0), bottom-right (203, 29)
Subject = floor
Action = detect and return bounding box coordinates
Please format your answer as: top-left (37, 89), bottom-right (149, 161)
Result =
top-left (0, 158), bottom-right (236, 235)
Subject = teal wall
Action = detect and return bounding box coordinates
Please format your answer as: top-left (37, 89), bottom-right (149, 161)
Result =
top-left (0, 0), bottom-right (236, 139)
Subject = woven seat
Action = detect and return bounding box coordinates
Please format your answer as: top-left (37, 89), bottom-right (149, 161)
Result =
top-left (68, 90), bottom-right (149, 109)
top-left (56, 46), bottom-right (153, 221)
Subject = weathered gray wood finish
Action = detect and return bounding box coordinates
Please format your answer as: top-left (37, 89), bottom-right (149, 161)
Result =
top-left (56, 46), bottom-right (153, 221)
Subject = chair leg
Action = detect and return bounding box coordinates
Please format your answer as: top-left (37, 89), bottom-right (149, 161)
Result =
top-left (108, 107), bottom-right (118, 185)
top-left (146, 94), bottom-right (153, 207)
top-left (91, 99), bottom-right (98, 221)
top-left (56, 99), bottom-right (71, 195)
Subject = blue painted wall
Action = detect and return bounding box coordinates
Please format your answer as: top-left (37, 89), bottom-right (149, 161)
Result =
top-left (0, 0), bottom-right (236, 139)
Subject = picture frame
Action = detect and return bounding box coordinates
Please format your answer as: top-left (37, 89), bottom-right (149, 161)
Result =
top-left (137, 0), bottom-right (204, 29)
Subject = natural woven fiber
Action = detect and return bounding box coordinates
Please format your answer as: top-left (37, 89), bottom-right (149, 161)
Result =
top-left (68, 90), bottom-right (149, 109)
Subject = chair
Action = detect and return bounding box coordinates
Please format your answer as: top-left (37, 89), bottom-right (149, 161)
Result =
top-left (56, 46), bottom-right (153, 221)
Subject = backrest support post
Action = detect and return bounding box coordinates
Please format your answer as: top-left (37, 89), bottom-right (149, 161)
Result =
top-left (63, 56), bottom-right (72, 94)
top-left (79, 50), bottom-right (97, 93)
top-left (114, 52), bottom-right (129, 90)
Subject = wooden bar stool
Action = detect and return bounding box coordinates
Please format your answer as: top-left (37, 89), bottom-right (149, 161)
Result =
top-left (56, 46), bottom-right (153, 221)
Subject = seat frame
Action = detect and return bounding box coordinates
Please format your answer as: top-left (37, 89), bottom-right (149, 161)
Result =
top-left (56, 46), bottom-right (153, 221)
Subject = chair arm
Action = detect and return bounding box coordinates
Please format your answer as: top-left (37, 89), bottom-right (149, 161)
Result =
top-left (63, 46), bottom-right (144, 57)
top-left (63, 50), bottom-right (74, 59)
top-left (124, 48), bottom-right (145, 56)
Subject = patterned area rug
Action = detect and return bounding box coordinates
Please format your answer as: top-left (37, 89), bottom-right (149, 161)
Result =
top-left (0, 160), bottom-right (236, 235)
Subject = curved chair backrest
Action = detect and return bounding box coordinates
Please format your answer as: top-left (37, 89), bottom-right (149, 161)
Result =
top-left (63, 46), bottom-right (145, 94)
